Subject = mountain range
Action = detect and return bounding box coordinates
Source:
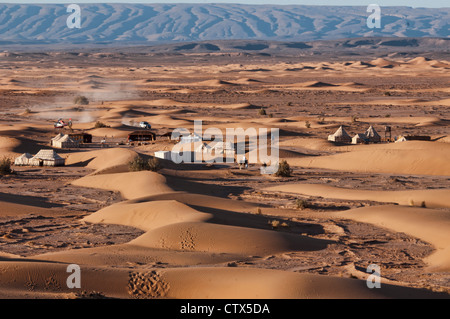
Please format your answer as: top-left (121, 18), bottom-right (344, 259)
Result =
top-left (0, 3), bottom-right (448, 45)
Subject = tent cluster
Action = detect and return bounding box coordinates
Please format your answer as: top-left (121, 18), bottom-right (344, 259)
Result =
top-left (328, 125), bottom-right (381, 144)
top-left (14, 149), bottom-right (65, 167)
top-left (155, 140), bottom-right (236, 163)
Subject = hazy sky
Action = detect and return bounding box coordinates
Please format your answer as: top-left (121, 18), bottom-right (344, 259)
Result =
top-left (0, 1), bottom-right (448, 8)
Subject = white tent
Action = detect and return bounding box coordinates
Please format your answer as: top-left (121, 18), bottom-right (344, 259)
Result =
top-left (30, 149), bottom-right (65, 166)
top-left (52, 134), bottom-right (79, 148)
top-left (14, 153), bottom-right (33, 166)
top-left (328, 126), bottom-right (352, 143)
top-left (352, 133), bottom-right (367, 144)
top-left (365, 125), bottom-right (381, 143)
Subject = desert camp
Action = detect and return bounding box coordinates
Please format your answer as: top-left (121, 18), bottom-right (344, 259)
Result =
top-left (14, 150), bottom-right (65, 167)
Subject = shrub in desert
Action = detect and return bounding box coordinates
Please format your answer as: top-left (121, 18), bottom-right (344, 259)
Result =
top-left (295, 199), bottom-right (309, 210)
top-left (258, 108), bottom-right (266, 116)
top-left (148, 157), bottom-right (162, 172)
top-left (129, 156), bottom-right (150, 171)
top-left (129, 156), bottom-right (162, 172)
top-left (305, 120), bottom-right (311, 128)
top-left (94, 121), bottom-right (110, 128)
top-left (269, 220), bottom-right (280, 229)
top-left (274, 160), bottom-right (292, 177)
top-left (0, 157), bottom-right (13, 175)
top-left (74, 95), bottom-right (89, 105)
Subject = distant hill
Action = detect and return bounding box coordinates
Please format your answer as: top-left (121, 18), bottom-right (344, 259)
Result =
top-left (0, 3), bottom-right (448, 45)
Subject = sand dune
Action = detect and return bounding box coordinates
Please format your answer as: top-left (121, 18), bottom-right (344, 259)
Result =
top-left (334, 205), bottom-right (450, 271)
top-left (72, 171), bottom-right (173, 199)
top-left (130, 221), bottom-right (330, 255)
top-left (83, 200), bottom-right (211, 231)
top-left (0, 262), bottom-right (444, 298)
top-left (0, 199), bottom-right (56, 217)
top-left (370, 58), bottom-right (400, 68)
top-left (405, 57), bottom-right (449, 68)
top-left (195, 79), bottom-right (236, 87)
top-left (127, 192), bottom-right (260, 214)
top-left (146, 98), bottom-right (258, 110)
top-left (349, 98), bottom-right (450, 107)
top-left (32, 243), bottom-right (247, 267)
top-left (264, 183), bottom-right (450, 208)
top-left (0, 261), bottom-right (130, 298)
top-left (233, 78), bottom-right (263, 84)
top-left (65, 148), bottom-right (138, 174)
top-left (288, 141), bottom-right (450, 176)
top-left (155, 267), bottom-right (445, 299)
top-left (279, 81), bottom-right (368, 92)
top-left (0, 136), bottom-right (22, 157)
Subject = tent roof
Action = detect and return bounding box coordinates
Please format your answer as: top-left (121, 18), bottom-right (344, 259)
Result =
top-left (333, 126), bottom-right (351, 138)
top-left (366, 125), bottom-right (380, 138)
top-left (16, 153), bottom-right (33, 159)
top-left (51, 133), bottom-right (64, 141)
top-left (58, 135), bottom-right (76, 143)
top-left (20, 153), bottom-right (32, 158)
top-left (33, 149), bottom-right (64, 160)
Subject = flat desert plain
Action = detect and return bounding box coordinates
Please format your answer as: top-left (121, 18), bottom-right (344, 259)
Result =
top-left (0, 51), bottom-right (449, 299)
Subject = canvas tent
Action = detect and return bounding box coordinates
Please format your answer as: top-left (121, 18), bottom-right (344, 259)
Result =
top-left (51, 133), bottom-right (64, 144)
top-left (328, 126), bottom-right (352, 143)
top-left (352, 133), bottom-right (367, 144)
top-left (365, 125), bottom-right (381, 143)
top-left (52, 134), bottom-right (79, 148)
top-left (14, 153), bottom-right (33, 166)
top-left (30, 149), bottom-right (65, 166)
top-left (395, 136), bottom-right (407, 143)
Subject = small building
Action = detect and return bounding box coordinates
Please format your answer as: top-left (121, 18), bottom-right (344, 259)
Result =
top-left (365, 125), bottom-right (381, 143)
top-left (14, 153), bottom-right (33, 166)
top-left (30, 149), bottom-right (65, 166)
top-left (69, 132), bottom-right (92, 144)
top-left (328, 126), bottom-right (352, 143)
top-left (154, 151), bottom-right (172, 161)
top-left (352, 133), bottom-right (368, 144)
top-left (128, 131), bottom-right (156, 142)
top-left (404, 135), bottom-right (431, 141)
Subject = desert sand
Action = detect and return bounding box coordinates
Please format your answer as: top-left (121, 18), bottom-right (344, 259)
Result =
top-left (0, 52), bottom-right (449, 300)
